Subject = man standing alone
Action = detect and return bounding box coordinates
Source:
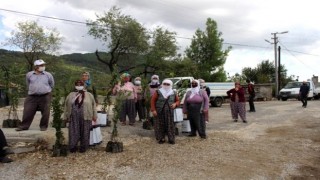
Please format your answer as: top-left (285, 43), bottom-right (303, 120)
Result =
top-left (16, 59), bottom-right (54, 131)
top-left (246, 79), bottom-right (256, 112)
top-left (299, 81), bottom-right (310, 108)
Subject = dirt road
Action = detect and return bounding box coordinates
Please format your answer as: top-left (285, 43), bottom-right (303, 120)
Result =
top-left (1, 100), bottom-right (320, 179)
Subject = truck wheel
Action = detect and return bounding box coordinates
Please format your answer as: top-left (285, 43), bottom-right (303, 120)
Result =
top-left (213, 98), bottom-right (223, 107)
top-left (281, 97), bottom-right (288, 101)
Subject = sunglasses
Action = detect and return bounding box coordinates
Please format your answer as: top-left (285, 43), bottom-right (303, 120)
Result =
top-left (163, 83), bottom-right (170, 86)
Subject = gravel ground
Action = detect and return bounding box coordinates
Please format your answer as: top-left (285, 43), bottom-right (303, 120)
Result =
top-left (1, 100), bottom-right (320, 179)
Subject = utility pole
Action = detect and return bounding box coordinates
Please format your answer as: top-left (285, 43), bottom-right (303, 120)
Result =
top-left (272, 33), bottom-right (279, 97)
top-left (265, 31), bottom-right (288, 98)
top-left (278, 46), bottom-right (281, 90)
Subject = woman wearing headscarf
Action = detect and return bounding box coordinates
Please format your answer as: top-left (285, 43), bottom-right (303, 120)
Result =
top-left (112, 73), bottom-right (137, 126)
top-left (134, 77), bottom-right (146, 121)
top-left (81, 71), bottom-right (98, 103)
top-left (64, 80), bottom-right (97, 153)
top-left (226, 82), bottom-right (247, 123)
top-left (150, 79), bottom-right (180, 144)
top-left (149, 74), bottom-right (161, 97)
top-left (183, 80), bottom-right (209, 138)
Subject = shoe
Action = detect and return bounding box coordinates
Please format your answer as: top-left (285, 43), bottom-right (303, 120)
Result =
top-left (15, 127), bottom-right (28, 131)
top-left (40, 128), bottom-right (47, 131)
top-left (79, 147), bottom-right (86, 153)
top-left (70, 147), bottom-right (77, 153)
top-left (158, 139), bottom-right (165, 144)
top-left (233, 119), bottom-right (238, 122)
top-left (4, 148), bottom-right (14, 155)
top-left (0, 156), bottom-right (13, 163)
top-left (121, 122), bottom-right (126, 126)
top-left (243, 120), bottom-right (247, 123)
top-left (168, 141), bottom-right (175, 144)
top-left (200, 136), bottom-right (207, 139)
top-left (188, 134), bottom-right (196, 137)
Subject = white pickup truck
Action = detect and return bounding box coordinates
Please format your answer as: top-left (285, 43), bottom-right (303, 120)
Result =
top-left (278, 80), bottom-right (317, 101)
top-left (167, 77), bottom-right (234, 107)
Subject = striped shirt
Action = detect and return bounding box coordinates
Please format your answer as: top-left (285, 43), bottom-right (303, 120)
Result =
top-left (26, 71), bottom-right (54, 95)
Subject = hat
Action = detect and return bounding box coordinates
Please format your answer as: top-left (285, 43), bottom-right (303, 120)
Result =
top-left (34, 59), bottom-right (46, 66)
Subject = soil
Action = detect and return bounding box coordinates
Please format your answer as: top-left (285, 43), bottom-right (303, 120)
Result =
top-left (1, 100), bottom-right (320, 179)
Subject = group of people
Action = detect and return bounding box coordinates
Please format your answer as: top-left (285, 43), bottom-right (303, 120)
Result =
top-left (6, 58), bottom-right (253, 155)
top-left (226, 80), bottom-right (256, 123)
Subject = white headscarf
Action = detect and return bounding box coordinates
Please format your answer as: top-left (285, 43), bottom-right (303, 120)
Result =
top-left (150, 74), bottom-right (160, 85)
top-left (189, 80), bottom-right (200, 99)
top-left (159, 79), bottom-right (174, 99)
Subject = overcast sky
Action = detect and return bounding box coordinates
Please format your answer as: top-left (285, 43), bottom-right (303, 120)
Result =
top-left (1, 0), bottom-right (320, 82)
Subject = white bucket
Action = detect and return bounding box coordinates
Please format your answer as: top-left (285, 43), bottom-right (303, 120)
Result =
top-left (97, 111), bottom-right (107, 127)
top-left (181, 119), bottom-right (191, 133)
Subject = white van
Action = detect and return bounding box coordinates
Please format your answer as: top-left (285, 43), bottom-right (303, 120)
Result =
top-left (166, 77), bottom-right (233, 107)
top-left (278, 81), bottom-right (316, 101)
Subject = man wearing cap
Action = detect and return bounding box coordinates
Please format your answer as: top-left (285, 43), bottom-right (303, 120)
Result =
top-left (16, 59), bottom-right (54, 131)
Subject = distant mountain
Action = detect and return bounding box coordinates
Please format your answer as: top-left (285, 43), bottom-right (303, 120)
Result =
top-left (61, 52), bottom-right (109, 72)
top-left (0, 49), bottom-right (111, 96)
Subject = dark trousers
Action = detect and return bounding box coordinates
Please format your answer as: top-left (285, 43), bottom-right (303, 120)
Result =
top-left (20, 93), bottom-right (52, 129)
top-left (249, 95), bottom-right (255, 111)
top-left (301, 96), bottom-right (308, 107)
top-left (0, 129), bottom-right (8, 157)
top-left (135, 99), bottom-right (146, 120)
top-left (120, 99), bottom-right (136, 124)
top-left (187, 103), bottom-right (206, 137)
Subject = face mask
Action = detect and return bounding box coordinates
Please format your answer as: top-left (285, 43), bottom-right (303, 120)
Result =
top-left (162, 86), bottom-right (170, 91)
top-left (38, 66), bottom-right (45, 72)
top-left (152, 79), bottom-right (158, 83)
top-left (200, 83), bottom-right (205, 87)
top-left (135, 80), bottom-right (141, 85)
top-left (192, 84), bottom-right (198, 88)
top-left (75, 86), bottom-right (84, 91)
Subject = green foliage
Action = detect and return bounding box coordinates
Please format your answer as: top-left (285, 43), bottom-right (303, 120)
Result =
top-left (87, 6), bottom-right (149, 73)
top-left (240, 59), bottom-right (294, 96)
top-left (185, 18), bottom-right (231, 82)
top-left (0, 49), bottom-right (110, 97)
top-left (5, 21), bottom-right (62, 71)
top-left (140, 78), bottom-right (151, 120)
top-left (0, 65), bottom-right (24, 119)
top-left (111, 90), bottom-right (127, 141)
top-left (51, 89), bottom-right (65, 147)
top-left (241, 60), bottom-right (293, 87)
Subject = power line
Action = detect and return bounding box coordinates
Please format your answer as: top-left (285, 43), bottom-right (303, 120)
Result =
top-left (0, 8), bottom-right (88, 25)
top-left (1, 8), bottom-right (319, 56)
top-left (279, 41), bottom-right (320, 75)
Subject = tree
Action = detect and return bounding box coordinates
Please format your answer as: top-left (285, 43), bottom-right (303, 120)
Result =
top-left (87, 6), bottom-right (149, 73)
top-left (5, 21), bottom-right (62, 71)
top-left (241, 60), bottom-right (293, 87)
top-left (139, 27), bottom-right (179, 78)
top-left (185, 18), bottom-right (231, 81)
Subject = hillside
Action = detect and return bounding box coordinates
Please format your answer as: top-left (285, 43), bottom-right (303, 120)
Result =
top-left (0, 49), bottom-right (111, 96)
